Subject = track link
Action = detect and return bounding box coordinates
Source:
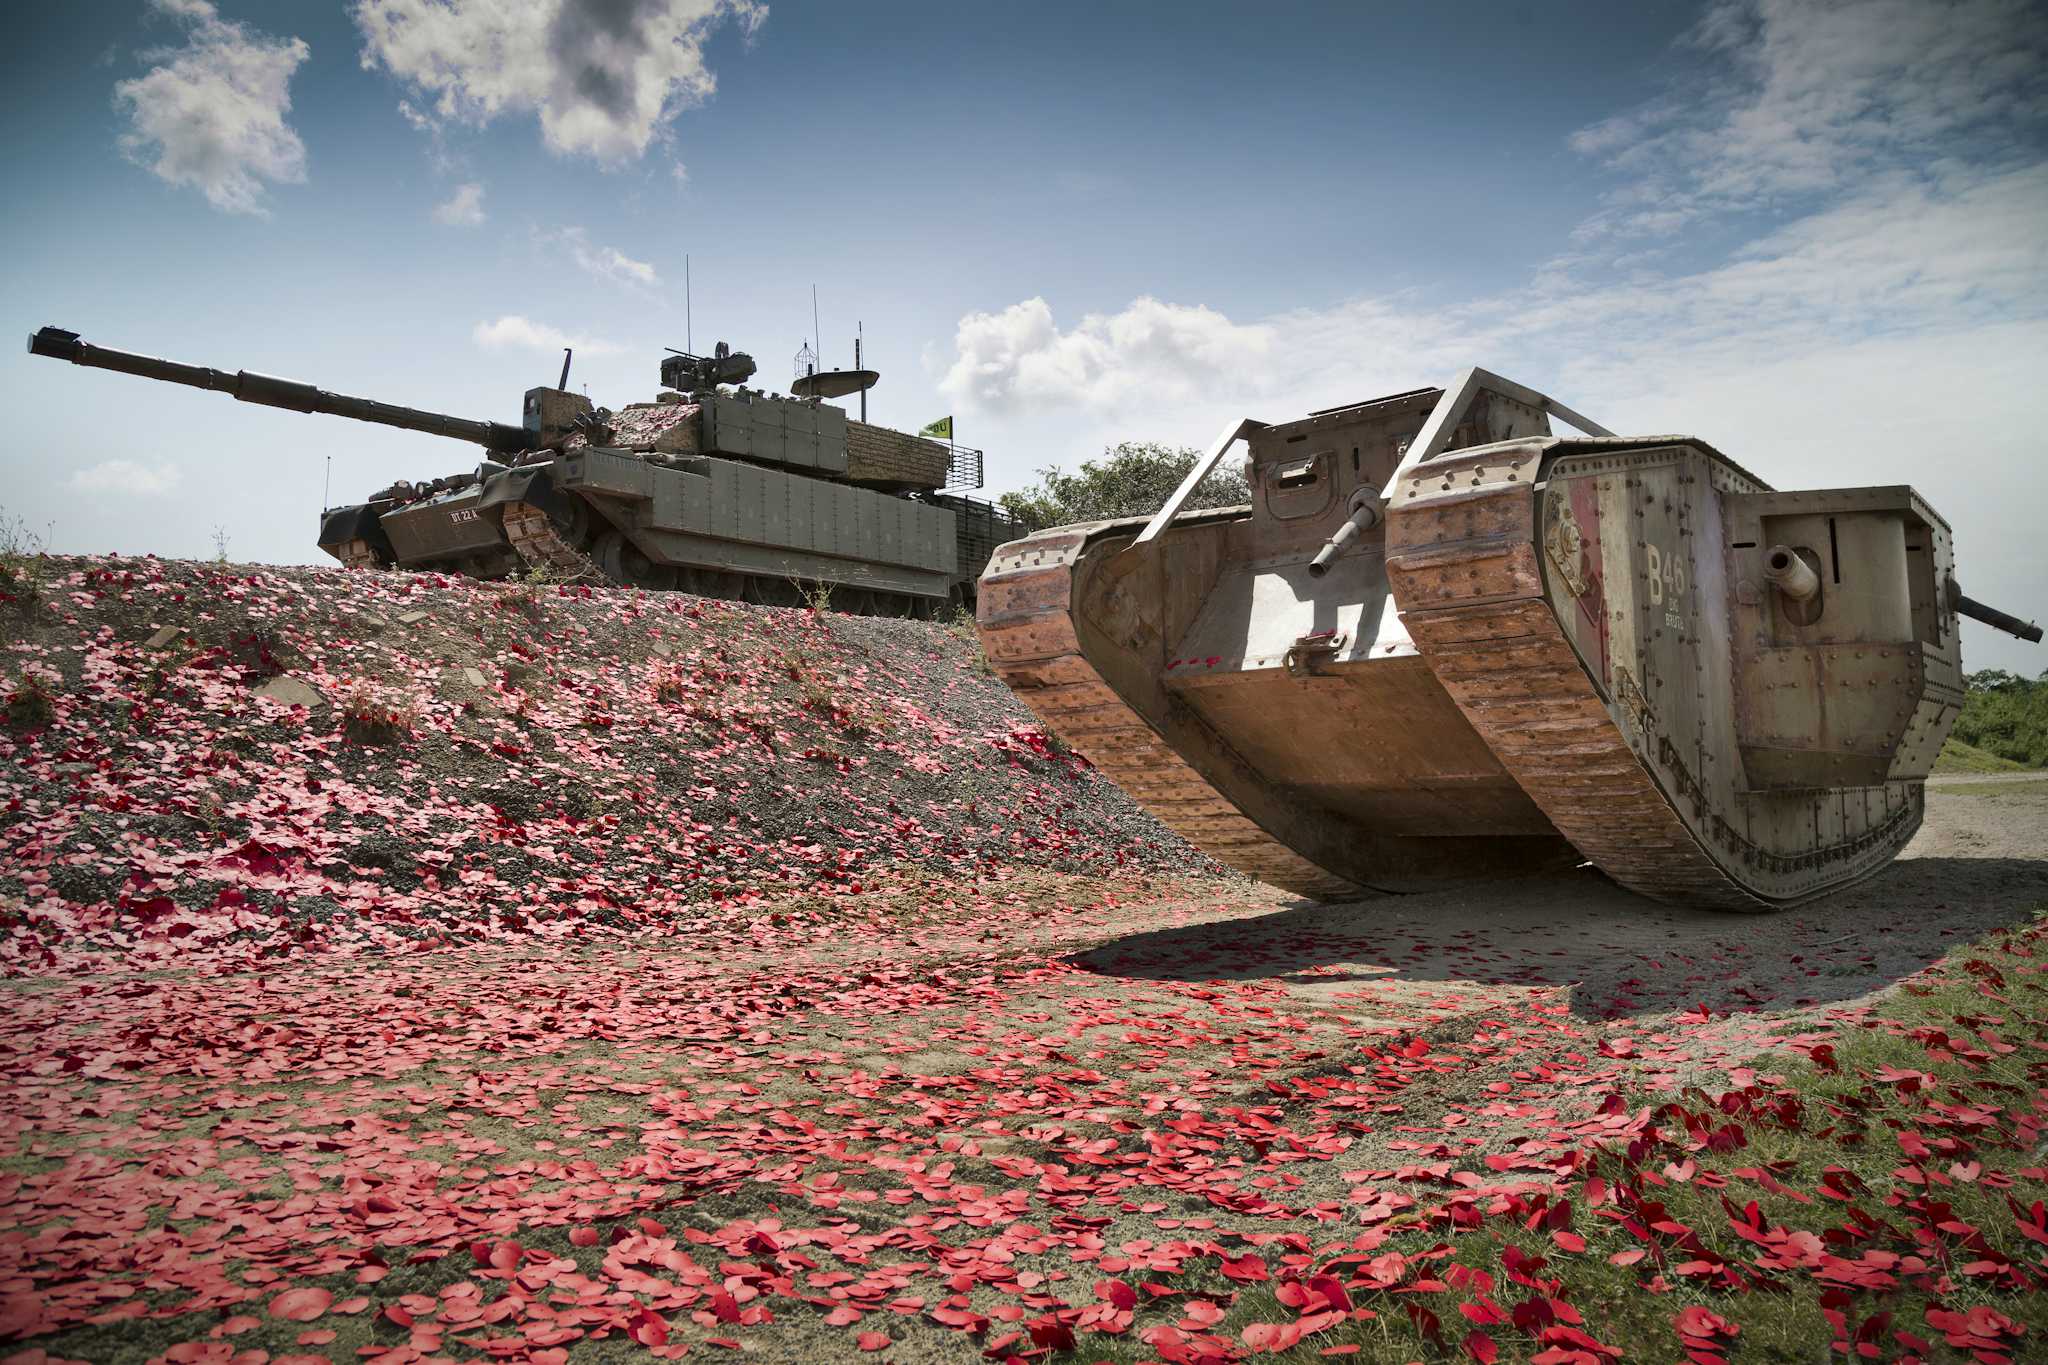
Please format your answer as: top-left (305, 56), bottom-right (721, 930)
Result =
top-left (1384, 448), bottom-right (1758, 907)
top-left (501, 501), bottom-right (608, 584)
top-left (979, 525), bottom-right (1364, 901)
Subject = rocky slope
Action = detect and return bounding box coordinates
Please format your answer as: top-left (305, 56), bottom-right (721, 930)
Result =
top-left (0, 557), bottom-right (1219, 973)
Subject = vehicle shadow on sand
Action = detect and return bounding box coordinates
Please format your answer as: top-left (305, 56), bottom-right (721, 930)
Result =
top-left (1071, 856), bottom-right (2048, 1021)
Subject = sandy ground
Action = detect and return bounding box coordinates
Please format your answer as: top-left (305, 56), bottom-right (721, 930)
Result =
top-left (1073, 774), bottom-right (2048, 1035)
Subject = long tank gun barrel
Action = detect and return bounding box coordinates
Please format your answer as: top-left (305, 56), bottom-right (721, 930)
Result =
top-left (1948, 579), bottom-right (2043, 644)
top-left (28, 326), bottom-right (537, 454)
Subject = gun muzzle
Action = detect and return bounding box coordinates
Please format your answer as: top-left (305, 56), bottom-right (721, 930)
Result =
top-left (1948, 579), bottom-right (2043, 643)
top-left (1307, 489), bottom-right (1384, 579)
top-left (28, 325), bottom-right (537, 453)
top-left (1763, 545), bottom-right (1821, 602)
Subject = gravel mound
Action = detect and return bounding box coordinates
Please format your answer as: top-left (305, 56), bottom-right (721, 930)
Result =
top-left (0, 557), bottom-right (1223, 970)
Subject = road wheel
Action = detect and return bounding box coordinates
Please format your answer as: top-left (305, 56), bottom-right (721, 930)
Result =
top-left (594, 530), bottom-right (672, 588)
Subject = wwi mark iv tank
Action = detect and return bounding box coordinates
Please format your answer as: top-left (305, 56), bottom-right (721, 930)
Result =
top-left (978, 370), bottom-right (2040, 908)
top-left (29, 327), bottom-right (1024, 615)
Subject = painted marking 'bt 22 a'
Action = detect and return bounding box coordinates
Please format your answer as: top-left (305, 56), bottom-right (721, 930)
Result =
top-left (1642, 540), bottom-right (1687, 633)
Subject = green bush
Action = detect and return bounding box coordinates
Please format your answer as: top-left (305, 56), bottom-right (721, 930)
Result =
top-left (1951, 668), bottom-right (2048, 766)
top-left (998, 440), bottom-right (1250, 528)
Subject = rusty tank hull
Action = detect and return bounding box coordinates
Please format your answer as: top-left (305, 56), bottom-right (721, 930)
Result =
top-left (979, 372), bottom-right (2037, 908)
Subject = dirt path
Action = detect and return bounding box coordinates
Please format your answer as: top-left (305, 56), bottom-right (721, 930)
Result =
top-left (1077, 778), bottom-right (2048, 1031)
top-left (1926, 768), bottom-right (2048, 786)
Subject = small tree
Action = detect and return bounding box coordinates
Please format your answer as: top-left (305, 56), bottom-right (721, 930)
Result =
top-left (999, 441), bottom-right (1250, 529)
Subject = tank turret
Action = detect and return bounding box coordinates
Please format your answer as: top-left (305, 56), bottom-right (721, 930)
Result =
top-left (977, 367), bottom-right (2038, 908)
top-left (30, 325), bottom-right (1027, 613)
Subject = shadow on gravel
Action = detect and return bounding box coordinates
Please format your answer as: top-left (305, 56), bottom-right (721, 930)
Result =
top-left (1072, 856), bottom-right (2048, 1021)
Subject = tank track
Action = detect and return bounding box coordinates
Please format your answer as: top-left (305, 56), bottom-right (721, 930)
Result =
top-left (501, 501), bottom-right (607, 584)
top-left (979, 524), bottom-right (1365, 901)
top-left (1385, 443), bottom-right (1775, 909)
top-left (1386, 551), bottom-right (1754, 908)
top-left (336, 538), bottom-right (381, 572)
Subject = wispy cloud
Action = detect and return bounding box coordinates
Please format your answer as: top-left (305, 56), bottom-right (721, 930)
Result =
top-left (940, 0), bottom-right (2048, 668)
top-left (1567, 0), bottom-right (2048, 243)
top-left (432, 182), bottom-right (486, 226)
top-left (352, 0), bottom-right (767, 163)
top-left (112, 0), bottom-right (309, 215)
top-left (946, 0), bottom-right (2048, 425)
top-left (68, 459), bottom-right (183, 497)
top-left (472, 315), bottom-right (624, 356)
top-left (547, 226), bottom-right (661, 289)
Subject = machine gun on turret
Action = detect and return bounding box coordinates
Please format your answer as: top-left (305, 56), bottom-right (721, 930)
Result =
top-left (659, 342), bottom-right (757, 395)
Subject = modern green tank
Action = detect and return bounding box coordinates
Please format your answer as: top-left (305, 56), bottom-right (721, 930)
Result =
top-left (29, 327), bottom-right (1025, 614)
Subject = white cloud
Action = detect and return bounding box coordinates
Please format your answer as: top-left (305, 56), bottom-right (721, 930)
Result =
top-left (549, 225), bottom-right (661, 288)
top-left (112, 0), bottom-right (309, 215)
top-left (351, 0), bottom-right (766, 163)
top-left (432, 181), bottom-right (486, 225)
top-left (941, 297), bottom-right (1276, 415)
top-left (944, 165), bottom-right (2048, 433)
top-left (472, 315), bottom-right (624, 355)
top-left (68, 460), bottom-right (183, 497)
top-left (948, 1), bottom-right (2048, 426)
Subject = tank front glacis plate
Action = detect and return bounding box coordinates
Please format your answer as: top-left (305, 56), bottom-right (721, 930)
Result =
top-left (380, 487), bottom-right (506, 565)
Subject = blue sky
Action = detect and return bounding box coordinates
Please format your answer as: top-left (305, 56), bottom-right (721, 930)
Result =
top-left (3, 0), bottom-right (2045, 670)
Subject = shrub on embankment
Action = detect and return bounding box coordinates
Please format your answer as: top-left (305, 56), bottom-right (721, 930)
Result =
top-left (1950, 669), bottom-right (2048, 768)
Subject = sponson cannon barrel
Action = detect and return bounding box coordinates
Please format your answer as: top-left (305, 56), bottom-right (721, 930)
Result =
top-left (976, 365), bottom-right (2040, 910)
top-left (29, 325), bottom-right (1026, 614)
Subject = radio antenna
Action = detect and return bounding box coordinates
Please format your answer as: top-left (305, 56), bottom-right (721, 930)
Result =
top-left (685, 254), bottom-right (693, 353)
top-left (812, 284), bottom-right (821, 370)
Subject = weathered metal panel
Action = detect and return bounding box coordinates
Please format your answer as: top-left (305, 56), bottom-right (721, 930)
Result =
top-left (697, 393), bottom-right (849, 475)
top-left (650, 466), bottom-right (703, 530)
top-left (382, 488), bottom-right (503, 563)
top-left (563, 448), bottom-right (656, 499)
top-left (633, 528), bottom-right (951, 597)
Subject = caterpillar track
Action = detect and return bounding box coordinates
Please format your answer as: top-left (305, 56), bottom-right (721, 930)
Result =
top-left (502, 501), bottom-right (607, 585)
top-left (1386, 443), bottom-right (1787, 908)
top-left (978, 519), bottom-right (1366, 902)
